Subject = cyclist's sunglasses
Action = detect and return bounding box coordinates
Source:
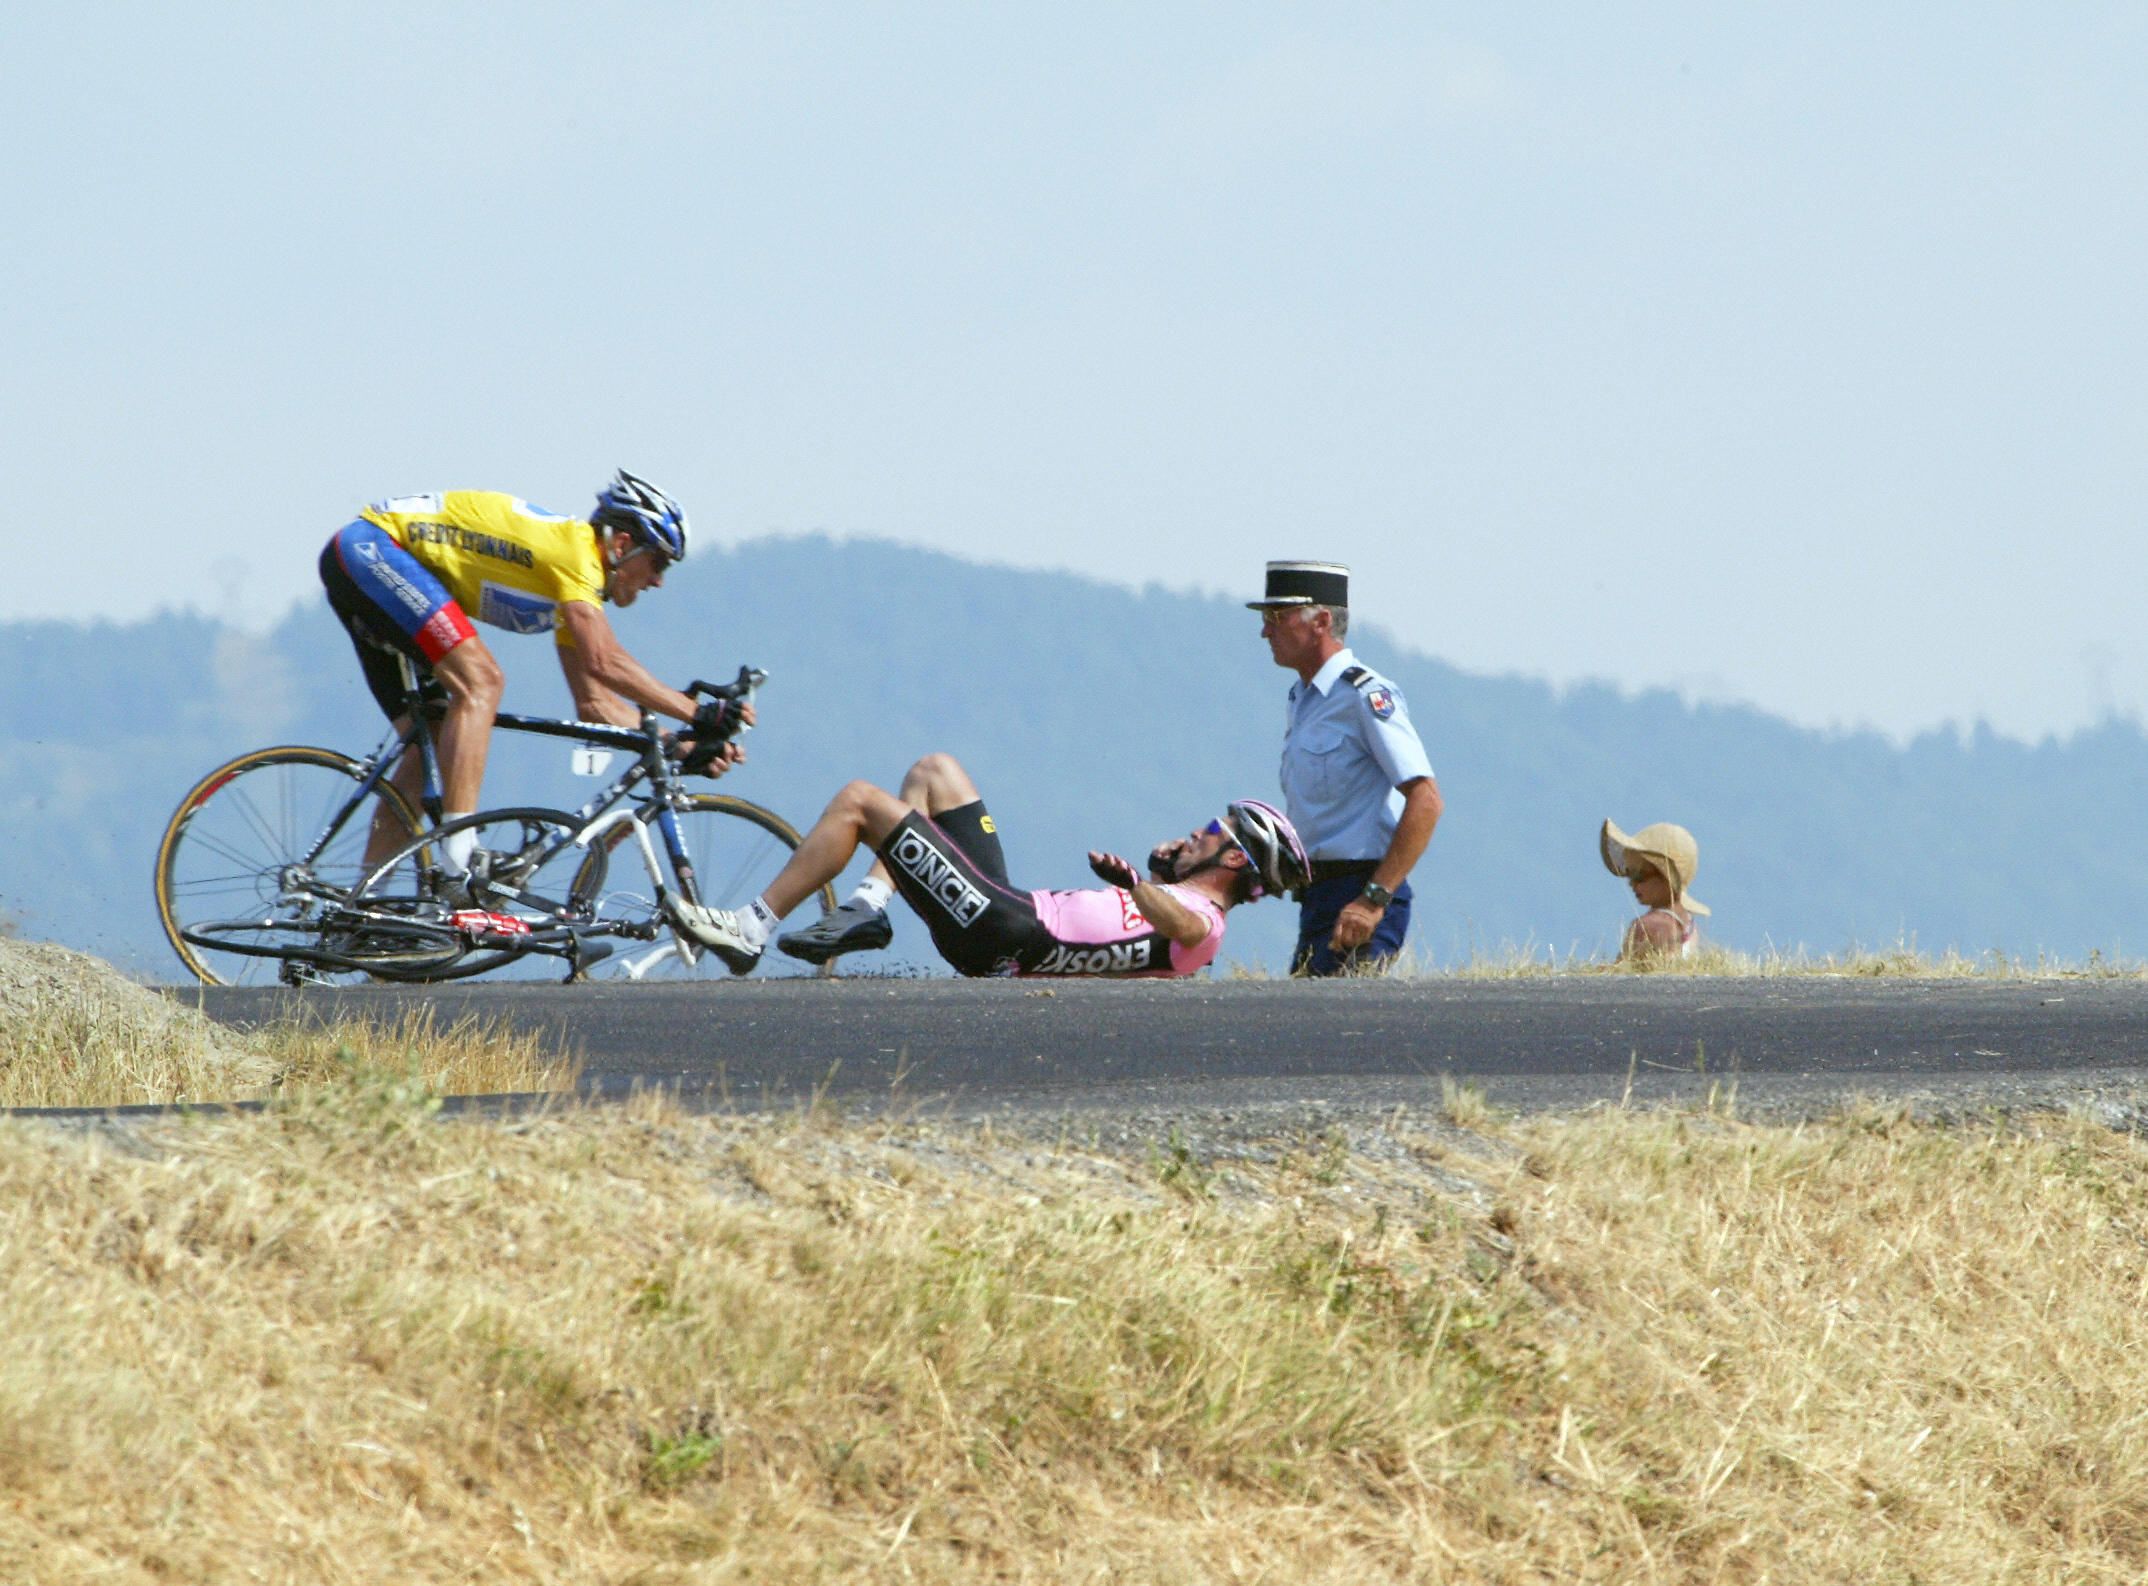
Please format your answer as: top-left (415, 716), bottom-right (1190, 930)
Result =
top-left (1203, 817), bottom-right (1256, 868)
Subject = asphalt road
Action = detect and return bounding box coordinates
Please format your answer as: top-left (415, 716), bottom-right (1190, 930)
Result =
top-left (181, 976), bottom-right (2148, 1121)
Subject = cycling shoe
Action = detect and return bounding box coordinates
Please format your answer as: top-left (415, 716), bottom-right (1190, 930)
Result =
top-left (776, 901), bottom-right (893, 964)
top-left (662, 897), bottom-right (763, 974)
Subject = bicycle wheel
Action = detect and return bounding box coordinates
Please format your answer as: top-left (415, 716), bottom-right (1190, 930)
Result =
top-left (588, 794), bottom-right (839, 980)
top-left (352, 806), bottom-right (604, 982)
top-left (154, 746), bottom-right (427, 985)
top-left (184, 910), bottom-right (466, 981)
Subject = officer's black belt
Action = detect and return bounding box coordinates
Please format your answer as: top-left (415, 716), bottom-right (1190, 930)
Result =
top-left (1307, 859), bottom-right (1381, 884)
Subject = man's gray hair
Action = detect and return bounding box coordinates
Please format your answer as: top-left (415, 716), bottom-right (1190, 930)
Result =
top-left (1314, 603), bottom-right (1349, 640)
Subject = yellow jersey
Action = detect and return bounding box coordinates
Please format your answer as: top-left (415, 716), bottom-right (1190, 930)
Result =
top-left (357, 490), bottom-right (604, 648)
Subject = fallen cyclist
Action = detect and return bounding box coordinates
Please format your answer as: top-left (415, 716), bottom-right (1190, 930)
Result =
top-left (664, 752), bottom-right (1309, 977)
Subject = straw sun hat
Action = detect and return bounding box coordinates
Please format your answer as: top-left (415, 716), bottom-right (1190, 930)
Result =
top-left (1599, 819), bottom-right (1709, 916)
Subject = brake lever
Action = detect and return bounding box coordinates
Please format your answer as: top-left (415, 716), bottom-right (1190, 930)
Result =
top-left (686, 664), bottom-right (768, 705)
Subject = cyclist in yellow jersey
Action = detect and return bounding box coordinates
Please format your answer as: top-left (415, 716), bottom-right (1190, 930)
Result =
top-left (318, 471), bottom-right (749, 873)
top-left (355, 490), bottom-right (611, 640)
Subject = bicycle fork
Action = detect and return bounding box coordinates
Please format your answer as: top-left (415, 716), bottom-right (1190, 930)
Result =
top-left (575, 805), bottom-right (701, 979)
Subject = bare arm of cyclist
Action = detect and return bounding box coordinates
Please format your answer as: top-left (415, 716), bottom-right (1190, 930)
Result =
top-left (1128, 880), bottom-right (1214, 948)
top-left (556, 600), bottom-right (704, 726)
top-left (1087, 851), bottom-right (1213, 949)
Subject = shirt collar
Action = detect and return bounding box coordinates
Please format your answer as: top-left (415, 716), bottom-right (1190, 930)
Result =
top-left (1299, 647), bottom-right (1357, 698)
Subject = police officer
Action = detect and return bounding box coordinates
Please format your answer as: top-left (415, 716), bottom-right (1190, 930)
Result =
top-left (1249, 561), bottom-right (1443, 976)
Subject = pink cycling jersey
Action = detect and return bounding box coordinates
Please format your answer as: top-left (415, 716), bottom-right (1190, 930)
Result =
top-left (1027, 884), bottom-right (1225, 977)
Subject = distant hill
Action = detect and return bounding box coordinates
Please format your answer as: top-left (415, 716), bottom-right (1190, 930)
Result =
top-left (7, 535), bottom-right (2146, 977)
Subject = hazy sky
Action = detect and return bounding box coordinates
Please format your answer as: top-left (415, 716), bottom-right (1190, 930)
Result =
top-left (5, 3), bottom-right (2142, 741)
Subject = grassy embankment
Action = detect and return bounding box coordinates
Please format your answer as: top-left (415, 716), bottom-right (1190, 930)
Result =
top-left (0, 939), bottom-right (573, 1110)
top-left (4, 940), bottom-right (2147, 1580)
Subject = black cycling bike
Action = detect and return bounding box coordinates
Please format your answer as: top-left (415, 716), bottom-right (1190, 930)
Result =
top-left (153, 663), bottom-right (835, 985)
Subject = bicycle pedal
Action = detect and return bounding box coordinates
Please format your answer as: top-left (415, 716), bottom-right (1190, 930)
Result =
top-left (563, 935), bottom-right (615, 982)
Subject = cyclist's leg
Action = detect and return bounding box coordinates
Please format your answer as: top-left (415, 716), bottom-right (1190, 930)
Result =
top-left (683, 754), bottom-right (1004, 962)
top-left (665, 776), bottom-right (911, 967)
top-left (758, 778), bottom-right (912, 918)
top-left (875, 810), bottom-right (1044, 976)
top-left (329, 625), bottom-right (428, 863)
top-left (828, 751), bottom-right (996, 900)
top-left (321, 532), bottom-right (438, 860)
top-left (766, 751), bottom-right (1003, 917)
top-left (922, 799), bottom-right (1008, 882)
top-left (897, 751), bottom-right (982, 815)
top-left (321, 521), bottom-right (492, 853)
top-left (429, 636), bottom-right (503, 818)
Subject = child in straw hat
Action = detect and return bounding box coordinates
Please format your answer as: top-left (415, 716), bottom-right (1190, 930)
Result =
top-left (1600, 819), bottom-right (1709, 962)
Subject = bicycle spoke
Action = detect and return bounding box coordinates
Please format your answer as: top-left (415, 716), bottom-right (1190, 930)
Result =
top-left (157, 750), bottom-right (421, 985)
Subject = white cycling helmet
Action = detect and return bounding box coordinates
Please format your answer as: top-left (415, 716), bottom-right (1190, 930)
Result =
top-left (592, 469), bottom-right (689, 561)
top-left (1224, 798), bottom-right (1310, 898)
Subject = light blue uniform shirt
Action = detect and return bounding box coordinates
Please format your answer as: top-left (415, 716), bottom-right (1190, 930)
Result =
top-left (1280, 648), bottom-right (1436, 862)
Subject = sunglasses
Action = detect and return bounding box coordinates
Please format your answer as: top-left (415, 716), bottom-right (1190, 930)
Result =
top-left (1203, 817), bottom-right (1256, 868)
top-left (609, 535), bottom-right (674, 573)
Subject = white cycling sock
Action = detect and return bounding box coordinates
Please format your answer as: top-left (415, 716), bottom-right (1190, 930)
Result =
top-left (739, 898), bottom-right (779, 947)
top-left (440, 814), bottom-right (478, 873)
top-left (849, 877), bottom-right (894, 912)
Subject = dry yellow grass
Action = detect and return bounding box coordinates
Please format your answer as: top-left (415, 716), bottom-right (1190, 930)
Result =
top-left (0, 939), bottom-right (276, 1107)
top-left (249, 1004), bottom-right (581, 1098)
top-left (4, 1075), bottom-right (2147, 1583)
top-left (0, 937), bottom-right (576, 1108)
top-left (1222, 939), bottom-right (2148, 979)
top-left (1435, 940), bottom-right (2148, 980)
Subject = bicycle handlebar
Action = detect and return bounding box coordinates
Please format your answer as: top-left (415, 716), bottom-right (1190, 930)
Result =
top-left (686, 665), bottom-right (767, 703)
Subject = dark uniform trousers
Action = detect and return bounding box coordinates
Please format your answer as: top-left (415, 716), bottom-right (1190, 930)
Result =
top-left (1291, 872), bottom-right (1414, 977)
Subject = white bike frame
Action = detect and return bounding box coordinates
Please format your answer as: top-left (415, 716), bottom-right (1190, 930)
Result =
top-left (573, 805), bottom-right (704, 980)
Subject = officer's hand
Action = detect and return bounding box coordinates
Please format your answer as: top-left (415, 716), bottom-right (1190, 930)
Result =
top-left (1146, 840), bottom-right (1184, 882)
top-left (1088, 851), bottom-right (1142, 889)
top-left (1330, 898), bottom-right (1384, 953)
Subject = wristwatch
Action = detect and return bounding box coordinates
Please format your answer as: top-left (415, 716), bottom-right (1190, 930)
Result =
top-left (1359, 881), bottom-right (1394, 909)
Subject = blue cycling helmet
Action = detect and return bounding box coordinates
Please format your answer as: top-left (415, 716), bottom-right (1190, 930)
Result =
top-left (592, 469), bottom-right (689, 561)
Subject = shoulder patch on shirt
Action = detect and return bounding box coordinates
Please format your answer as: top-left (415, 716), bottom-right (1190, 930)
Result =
top-left (1343, 667), bottom-right (1400, 718)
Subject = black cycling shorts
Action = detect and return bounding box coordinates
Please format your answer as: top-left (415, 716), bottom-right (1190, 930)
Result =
top-left (878, 803), bottom-right (1051, 977)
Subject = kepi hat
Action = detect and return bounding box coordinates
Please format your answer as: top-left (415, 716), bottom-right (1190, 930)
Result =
top-left (1247, 560), bottom-right (1349, 610)
top-left (1600, 819), bottom-right (1710, 916)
